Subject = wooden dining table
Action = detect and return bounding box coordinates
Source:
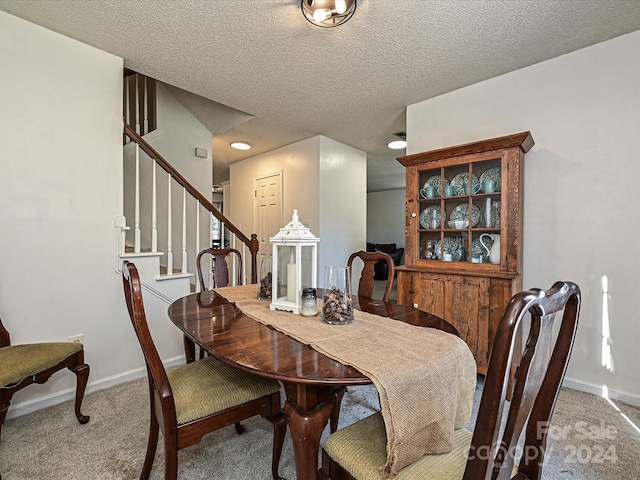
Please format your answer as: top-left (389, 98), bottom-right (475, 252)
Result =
top-left (168, 289), bottom-right (458, 480)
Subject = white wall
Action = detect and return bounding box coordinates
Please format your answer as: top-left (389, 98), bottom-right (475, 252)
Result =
top-left (0, 11), bottom-right (124, 407)
top-left (0, 12), bottom-right (184, 419)
top-left (318, 136), bottom-right (367, 276)
top-left (406, 30), bottom-right (640, 405)
top-left (230, 136), bottom-right (367, 287)
top-left (367, 189), bottom-right (406, 248)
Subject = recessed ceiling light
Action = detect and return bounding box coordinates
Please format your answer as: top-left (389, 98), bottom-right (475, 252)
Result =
top-left (388, 140), bottom-right (407, 149)
top-left (231, 141), bottom-right (251, 150)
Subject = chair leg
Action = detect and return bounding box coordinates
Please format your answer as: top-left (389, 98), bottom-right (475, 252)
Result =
top-left (140, 410), bottom-right (159, 480)
top-left (0, 401), bottom-right (8, 438)
top-left (183, 335), bottom-right (196, 364)
top-left (271, 413), bottom-right (287, 480)
top-left (163, 429), bottom-right (179, 480)
top-left (330, 387), bottom-right (347, 433)
top-left (71, 363), bottom-right (90, 424)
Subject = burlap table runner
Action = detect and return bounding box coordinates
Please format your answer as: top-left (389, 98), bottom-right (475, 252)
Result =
top-left (214, 285), bottom-right (476, 476)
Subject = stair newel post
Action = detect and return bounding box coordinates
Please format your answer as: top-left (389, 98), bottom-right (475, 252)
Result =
top-left (166, 175), bottom-right (173, 275)
top-left (134, 144), bottom-right (141, 253)
top-left (151, 162), bottom-right (157, 253)
top-left (250, 234), bottom-right (259, 284)
top-left (181, 187), bottom-right (187, 273)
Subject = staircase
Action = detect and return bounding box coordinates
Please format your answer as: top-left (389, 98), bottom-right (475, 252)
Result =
top-left (117, 73), bottom-right (258, 303)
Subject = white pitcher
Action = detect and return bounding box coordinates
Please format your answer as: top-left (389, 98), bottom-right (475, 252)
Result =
top-left (479, 233), bottom-right (501, 264)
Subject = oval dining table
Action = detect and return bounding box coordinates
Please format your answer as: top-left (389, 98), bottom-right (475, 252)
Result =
top-left (168, 289), bottom-right (458, 480)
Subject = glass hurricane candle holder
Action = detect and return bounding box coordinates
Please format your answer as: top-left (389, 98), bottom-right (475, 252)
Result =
top-left (257, 255), bottom-right (272, 300)
top-left (321, 266), bottom-right (353, 325)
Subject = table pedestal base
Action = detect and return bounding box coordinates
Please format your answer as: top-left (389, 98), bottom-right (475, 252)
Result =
top-left (283, 384), bottom-right (339, 480)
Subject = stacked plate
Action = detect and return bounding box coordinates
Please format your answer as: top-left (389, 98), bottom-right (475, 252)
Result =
top-left (434, 237), bottom-right (463, 261)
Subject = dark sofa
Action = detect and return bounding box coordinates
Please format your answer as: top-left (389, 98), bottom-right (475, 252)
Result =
top-left (366, 242), bottom-right (405, 280)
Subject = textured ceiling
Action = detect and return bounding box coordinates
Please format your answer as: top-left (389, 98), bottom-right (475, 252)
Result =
top-left (3, 0), bottom-right (640, 191)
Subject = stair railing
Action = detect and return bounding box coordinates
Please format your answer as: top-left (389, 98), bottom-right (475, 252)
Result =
top-left (123, 71), bottom-right (157, 142)
top-left (123, 122), bottom-right (259, 285)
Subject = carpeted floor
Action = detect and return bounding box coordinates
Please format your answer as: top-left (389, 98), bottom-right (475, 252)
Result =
top-left (1, 374), bottom-right (639, 479)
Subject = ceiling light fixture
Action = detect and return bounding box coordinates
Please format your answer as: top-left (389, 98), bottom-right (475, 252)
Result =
top-left (388, 140), bottom-right (407, 149)
top-left (231, 141), bottom-right (251, 150)
top-left (301, 0), bottom-right (357, 28)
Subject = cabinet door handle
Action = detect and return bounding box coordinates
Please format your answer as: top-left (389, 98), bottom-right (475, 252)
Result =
top-left (413, 303), bottom-right (419, 309)
top-left (411, 212), bottom-right (417, 218)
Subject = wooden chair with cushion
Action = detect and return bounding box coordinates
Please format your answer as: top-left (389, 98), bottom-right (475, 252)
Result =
top-left (0, 316), bottom-right (90, 479)
top-left (122, 261), bottom-right (285, 480)
top-left (347, 250), bottom-right (395, 302)
top-left (319, 281), bottom-right (581, 480)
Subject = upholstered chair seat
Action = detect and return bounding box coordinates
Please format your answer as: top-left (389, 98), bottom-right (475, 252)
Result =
top-left (0, 342), bottom-right (83, 387)
top-left (167, 355), bottom-right (281, 425)
top-left (324, 412), bottom-right (472, 480)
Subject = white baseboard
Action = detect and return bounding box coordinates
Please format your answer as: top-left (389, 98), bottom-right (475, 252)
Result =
top-left (563, 376), bottom-right (640, 407)
top-left (6, 355), bottom-right (185, 420)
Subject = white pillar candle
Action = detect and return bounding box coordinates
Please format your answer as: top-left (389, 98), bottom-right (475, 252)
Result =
top-left (286, 263), bottom-right (297, 302)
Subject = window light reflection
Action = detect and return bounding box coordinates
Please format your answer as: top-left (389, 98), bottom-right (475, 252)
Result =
top-left (601, 275), bottom-right (614, 372)
top-left (602, 385), bottom-right (640, 434)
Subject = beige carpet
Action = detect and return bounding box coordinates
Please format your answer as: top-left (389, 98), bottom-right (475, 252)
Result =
top-left (1, 374), bottom-right (639, 479)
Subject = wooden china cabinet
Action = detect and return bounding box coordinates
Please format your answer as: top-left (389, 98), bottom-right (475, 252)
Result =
top-left (396, 132), bottom-right (534, 373)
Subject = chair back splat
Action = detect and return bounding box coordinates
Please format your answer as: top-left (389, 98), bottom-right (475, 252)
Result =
top-left (347, 250), bottom-right (395, 302)
top-left (122, 261), bottom-right (286, 480)
top-left (196, 247), bottom-right (242, 290)
top-left (319, 281), bottom-right (581, 480)
top-left (187, 248), bottom-right (243, 363)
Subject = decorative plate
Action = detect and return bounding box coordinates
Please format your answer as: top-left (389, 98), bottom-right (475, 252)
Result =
top-left (435, 237), bottom-right (463, 261)
top-left (422, 175), bottom-right (449, 197)
top-left (450, 203), bottom-right (481, 227)
top-left (419, 205), bottom-right (441, 229)
top-left (450, 172), bottom-right (479, 196)
top-left (479, 167), bottom-right (501, 192)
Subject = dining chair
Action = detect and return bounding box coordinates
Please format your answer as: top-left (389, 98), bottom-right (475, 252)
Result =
top-left (347, 250), bottom-right (395, 302)
top-left (122, 261), bottom-right (286, 480)
top-left (196, 247), bottom-right (242, 291)
top-left (186, 247), bottom-right (243, 362)
top-left (0, 316), bottom-right (90, 479)
top-left (319, 281), bottom-right (581, 480)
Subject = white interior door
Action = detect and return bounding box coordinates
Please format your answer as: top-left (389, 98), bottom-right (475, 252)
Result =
top-left (254, 172), bottom-right (283, 256)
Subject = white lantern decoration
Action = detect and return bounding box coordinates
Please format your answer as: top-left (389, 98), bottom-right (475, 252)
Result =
top-left (269, 209), bottom-right (319, 314)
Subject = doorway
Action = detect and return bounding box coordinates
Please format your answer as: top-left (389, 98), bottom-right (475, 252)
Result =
top-left (254, 171), bottom-right (283, 257)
